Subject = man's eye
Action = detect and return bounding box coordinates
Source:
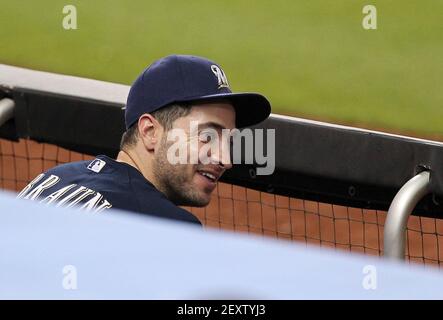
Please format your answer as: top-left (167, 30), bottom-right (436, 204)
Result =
top-left (199, 131), bottom-right (216, 143)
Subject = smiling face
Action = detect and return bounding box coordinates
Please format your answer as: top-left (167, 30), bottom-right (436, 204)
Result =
top-left (152, 102), bottom-right (236, 206)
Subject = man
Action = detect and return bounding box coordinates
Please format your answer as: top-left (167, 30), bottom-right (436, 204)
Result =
top-left (17, 55), bottom-right (271, 225)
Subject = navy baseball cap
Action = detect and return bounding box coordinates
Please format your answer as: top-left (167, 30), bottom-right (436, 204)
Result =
top-left (125, 55), bottom-right (271, 129)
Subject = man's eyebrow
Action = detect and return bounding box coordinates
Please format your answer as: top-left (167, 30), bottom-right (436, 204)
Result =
top-left (197, 121), bottom-right (227, 131)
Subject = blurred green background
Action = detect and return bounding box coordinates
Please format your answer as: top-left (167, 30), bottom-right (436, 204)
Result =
top-left (1, 0), bottom-right (442, 137)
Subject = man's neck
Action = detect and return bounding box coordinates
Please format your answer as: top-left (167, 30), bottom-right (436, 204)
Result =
top-left (116, 149), bottom-right (166, 196)
top-left (116, 150), bottom-right (151, 181)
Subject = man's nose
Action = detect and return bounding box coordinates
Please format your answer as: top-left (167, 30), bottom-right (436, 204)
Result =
top-left (220, 151), bottom-right (233, 170)
top-left (210, 140), bottom-right (232, 170)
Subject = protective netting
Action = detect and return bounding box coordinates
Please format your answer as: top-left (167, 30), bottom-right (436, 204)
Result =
top-left (1, 138), bottom-right (442, 267)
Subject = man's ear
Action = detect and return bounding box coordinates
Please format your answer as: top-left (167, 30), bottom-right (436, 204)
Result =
top-left (137, 114), bottom-right (162, 151)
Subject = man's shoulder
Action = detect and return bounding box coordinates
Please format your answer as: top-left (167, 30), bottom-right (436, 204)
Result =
top-left (165, 205), bottom-right (202, 226)
top-left (45, 159), bottom-right (90, 174)
top-left (130, 184), bottom-right (201, 226)
top-left (167, 206), bottom-right (202, 226)
top-left (20, 156), bottom-right (202, 226)
top-left (46, 156), bottom-right (123, 178)
top-left (53, 158), bottom-right (202, 225)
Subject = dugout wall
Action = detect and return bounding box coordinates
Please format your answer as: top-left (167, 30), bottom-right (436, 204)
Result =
top-left (1, 64), bottom-right (443, 266)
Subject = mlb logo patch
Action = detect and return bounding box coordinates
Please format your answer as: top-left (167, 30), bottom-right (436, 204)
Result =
top-left (87, 159), bottom-right (106, 173)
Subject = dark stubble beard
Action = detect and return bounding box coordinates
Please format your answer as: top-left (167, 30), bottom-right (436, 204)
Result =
top-left (152, 136), bottom-right (211, 207)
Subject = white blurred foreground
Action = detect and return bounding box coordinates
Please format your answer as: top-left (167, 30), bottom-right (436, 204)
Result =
top-left (1, 191), bottom-right (443, 299)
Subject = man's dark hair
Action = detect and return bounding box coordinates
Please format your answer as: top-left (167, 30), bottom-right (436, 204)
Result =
top-left (120, 103), bottom-right (192, 150)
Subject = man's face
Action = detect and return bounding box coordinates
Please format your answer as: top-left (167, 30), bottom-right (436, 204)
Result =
top-left (153, 102), bottom-right (236, 206)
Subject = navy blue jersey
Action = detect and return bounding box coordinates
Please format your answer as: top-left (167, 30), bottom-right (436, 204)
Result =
top-left (17, 155), bottom-right (201, 226)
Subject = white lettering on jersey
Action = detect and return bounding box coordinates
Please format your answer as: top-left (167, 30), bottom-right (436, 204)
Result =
top-left (76, 192), bottom-right (112, 212)
top-left (56, 186), bottom-right (94, 208)
top-left (17, 173), bottom-right (45, 199)
top-left (23, 175), bottom-right (60, 200)
top-left (40, 184), bottom-right (77, 205)
top-left (18, 173), bottom-right (113, 213)
top-left (79, 192), bottom-right (104, 212)
top-left (93, 199), bottom-right (112, 213)
top-left (64, 188), bottom-right (96, 208)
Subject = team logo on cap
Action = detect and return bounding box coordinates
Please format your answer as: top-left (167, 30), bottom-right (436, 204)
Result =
top-left (211, 65), bottom-right (230, 89)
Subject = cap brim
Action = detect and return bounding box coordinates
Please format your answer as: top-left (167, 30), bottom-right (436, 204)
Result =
top-left (178, 92), bottom-right (271, 128)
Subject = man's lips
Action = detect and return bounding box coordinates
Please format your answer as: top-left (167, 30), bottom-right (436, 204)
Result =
top-left (196, 167), bottom-right (223, 183)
